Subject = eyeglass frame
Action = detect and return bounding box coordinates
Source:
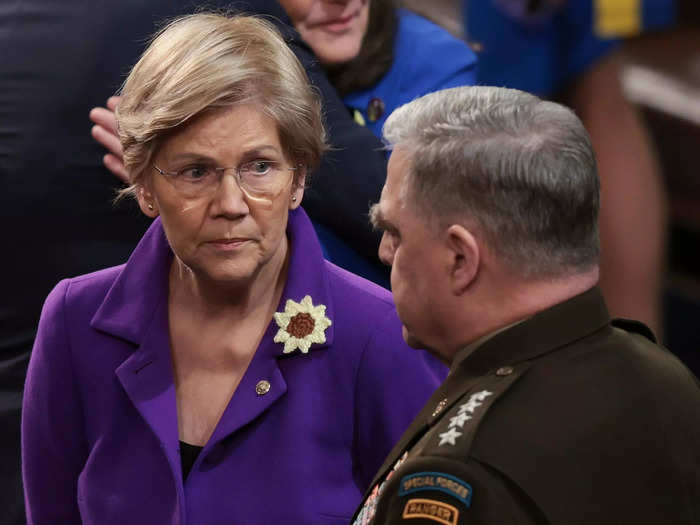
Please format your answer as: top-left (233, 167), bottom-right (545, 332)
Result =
top-left (151, 160), bottom-right (301, 204)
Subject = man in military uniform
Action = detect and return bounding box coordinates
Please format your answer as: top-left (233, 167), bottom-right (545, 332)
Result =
top-left (354, 86), bottom-right (700, 524)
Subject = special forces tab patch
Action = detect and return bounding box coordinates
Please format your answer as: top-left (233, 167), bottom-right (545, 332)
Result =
top-left (402, 498), bottom-right (459, 525)
top-left (399, 472), bottom-right (472, 507)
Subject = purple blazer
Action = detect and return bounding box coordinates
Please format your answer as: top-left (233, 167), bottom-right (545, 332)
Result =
top-left (22, 208), bottom-right (445, 525)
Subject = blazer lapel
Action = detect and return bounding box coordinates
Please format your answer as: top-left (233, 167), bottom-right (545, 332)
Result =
top-left (199, 322), bottom-right (288, 458)
top-left (114, 294), bottom-right (182, 485)
top-left (91, 219), bottom-right (183, 484)
top-left (199, 208), bottom-right (333, 453)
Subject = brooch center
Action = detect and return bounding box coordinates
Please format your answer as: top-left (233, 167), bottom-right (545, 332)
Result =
top-left (287, 312), bottom-right (315, 338)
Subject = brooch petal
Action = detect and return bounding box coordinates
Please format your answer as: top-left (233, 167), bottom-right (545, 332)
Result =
top-left (273, 295), bottom-right (332, 354)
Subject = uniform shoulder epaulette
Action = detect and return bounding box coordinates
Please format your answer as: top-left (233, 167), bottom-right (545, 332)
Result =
top-left (611, 318), bottom-right (657, 343)
top-left (422, 363), bottom-right (531, 461)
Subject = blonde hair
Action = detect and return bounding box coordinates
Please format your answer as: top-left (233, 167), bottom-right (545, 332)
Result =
top-left (116, 13), bottom-right (327, 198)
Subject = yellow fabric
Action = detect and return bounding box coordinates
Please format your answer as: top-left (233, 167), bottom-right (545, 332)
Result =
top-left (594, 0), bottom-right (642, 38)
top-left (353, 108), bottom-right (366, 127)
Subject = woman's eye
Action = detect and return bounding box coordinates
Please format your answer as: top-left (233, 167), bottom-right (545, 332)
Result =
top-left (244, 161), bottom-right (273, 176)
top-left (178, 166), bottom-right (209, 180)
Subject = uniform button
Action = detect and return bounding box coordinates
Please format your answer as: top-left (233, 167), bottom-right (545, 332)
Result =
top-left (367, 97), bottom-right (385, 122)
top-left (432, 398), bottom-right (448, 417)
top-left (496, 366), bottom-right (514, 377)
top-left (255, 380), bottom-right (271, 395)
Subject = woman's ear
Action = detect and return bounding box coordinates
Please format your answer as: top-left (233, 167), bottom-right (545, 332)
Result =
top-left (445, 224), bottom-right (480, 295)
top-left (289, 164), bottom-right (307, 210)
top-left (136, 185), bottom-right (159, 218)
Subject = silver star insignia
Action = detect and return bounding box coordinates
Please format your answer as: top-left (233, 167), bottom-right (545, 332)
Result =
top-left (448, 412), bottom-right (472, 428)
top-left (458, 399), bottom-right (482, 414)
top-left (438, 427), bottom-right (462, 446)
top-left (472, 390), bottom-right (493, 402)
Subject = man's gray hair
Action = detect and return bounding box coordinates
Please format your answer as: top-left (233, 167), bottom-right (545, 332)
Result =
top-left (383, 86), bottom-right (600, 279)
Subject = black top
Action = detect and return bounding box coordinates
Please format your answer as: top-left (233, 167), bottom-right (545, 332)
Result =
top-left (179, 441), bottom-right (203, 481)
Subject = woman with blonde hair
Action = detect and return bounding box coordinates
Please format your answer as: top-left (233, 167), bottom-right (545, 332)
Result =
top-left (22, 13), bottom-right (443, 524)
top-left (90, 0), bottom-right (477, 285)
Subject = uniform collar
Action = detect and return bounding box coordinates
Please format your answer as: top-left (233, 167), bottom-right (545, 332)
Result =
top-left (365, 286), bottom-right (610, 492)
top-left (449, 319), bottom-right (525, 375)
top-left (90, 207), bottom-right (334, 351)
top-left (452, 286), bottom-right (609, 378)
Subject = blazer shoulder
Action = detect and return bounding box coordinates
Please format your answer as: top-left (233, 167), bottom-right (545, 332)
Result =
top-left (324, 259), bottom-right (395, 311)
top-left (42, 264), bottom-right (125, 322)
top-left (323, 259), bottom-right (411, 361)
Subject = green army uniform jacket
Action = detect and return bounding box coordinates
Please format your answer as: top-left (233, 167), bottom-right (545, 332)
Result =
top-left (352, 287), bottom-right (700, 525)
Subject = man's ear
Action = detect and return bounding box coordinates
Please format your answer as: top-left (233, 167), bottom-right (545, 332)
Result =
top-left (136, 185), bottom-right (159, 218)
top-left (289, 164), bottom-right (307, 210)
top-left (445, 224), bottom-right (480, 295)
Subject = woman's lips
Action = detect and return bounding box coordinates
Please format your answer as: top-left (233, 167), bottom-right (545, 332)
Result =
top-left (315, 12), bottom-right (358, 33)
top-left (206, 239), bottom-right (251, 250)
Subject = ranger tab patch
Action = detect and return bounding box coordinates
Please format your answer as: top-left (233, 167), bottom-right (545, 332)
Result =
top-left (402, 498), bottom-right (459, 525)
top-left (399, 472), bottom-right (472, 507)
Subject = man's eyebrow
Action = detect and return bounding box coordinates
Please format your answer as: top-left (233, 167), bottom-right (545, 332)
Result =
top-left (369, 203), bottom-right (389, 230)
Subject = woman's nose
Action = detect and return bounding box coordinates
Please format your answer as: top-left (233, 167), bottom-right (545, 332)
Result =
top-left (211, 172), bottom-right (249, 217)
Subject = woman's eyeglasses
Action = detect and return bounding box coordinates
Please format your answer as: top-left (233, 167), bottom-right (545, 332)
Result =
top-left (152, 160), bottom-right (299, 204)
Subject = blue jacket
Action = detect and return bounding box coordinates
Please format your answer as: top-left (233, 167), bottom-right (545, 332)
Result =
top-left (464, 0), bottom-right (676, 96)
top-left (345, 9), bottom-right (478, 138)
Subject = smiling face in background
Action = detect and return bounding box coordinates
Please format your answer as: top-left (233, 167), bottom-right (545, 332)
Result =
top-left (138, 104), bottom-right (304, 288)
top-left (279, 0), bottom-right (370, 64)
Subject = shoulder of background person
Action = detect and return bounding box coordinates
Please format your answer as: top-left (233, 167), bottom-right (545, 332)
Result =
top-left (394, 7), bottom-right (477, 91)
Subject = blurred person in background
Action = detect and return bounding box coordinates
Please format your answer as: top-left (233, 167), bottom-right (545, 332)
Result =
top-left (22, 13), bottom-right (444, 524)
top-left (90, 0), bottom-right (478, 285)
top-left (461, 0), bottom-right (676, 336)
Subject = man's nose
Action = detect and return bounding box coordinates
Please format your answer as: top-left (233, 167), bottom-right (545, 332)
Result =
top-left (377, 232), bottom-right (394, 266)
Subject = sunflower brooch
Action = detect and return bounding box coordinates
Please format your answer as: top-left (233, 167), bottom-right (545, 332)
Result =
top-left (273, 295), bottom-right (332, 354)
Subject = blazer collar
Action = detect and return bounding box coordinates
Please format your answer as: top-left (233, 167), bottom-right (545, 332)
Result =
top-left (90, 208), bottom-right (335, 351)
top-left (90, 217), bottom-right (171, 344)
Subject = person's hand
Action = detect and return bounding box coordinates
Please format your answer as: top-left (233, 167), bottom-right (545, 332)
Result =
top-left (90, 96), bottom-right (129, 182)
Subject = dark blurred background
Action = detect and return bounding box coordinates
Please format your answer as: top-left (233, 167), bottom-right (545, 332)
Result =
top-left (623, 0), bottom-right (700, 375)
